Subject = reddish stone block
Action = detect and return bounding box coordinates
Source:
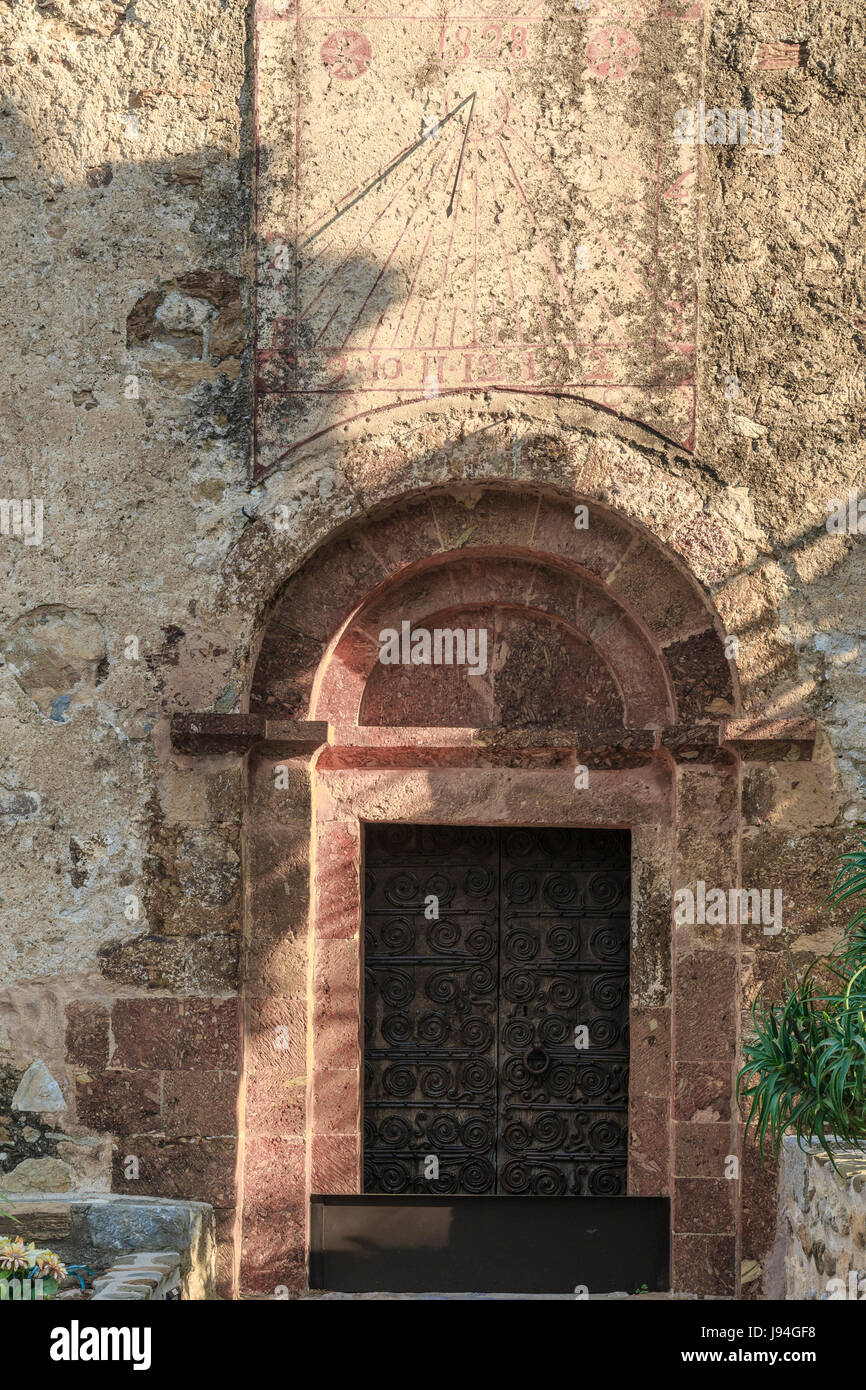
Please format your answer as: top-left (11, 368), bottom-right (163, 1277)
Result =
top-left (245, 926), bottom-right (308, 1000)
top-left (311, 1068), bottom-right (360, 1135)
top-left (628, 1095), bottom-right (670, 1196)
top-left (675, 1177), bottom-right (736, 1234)
top-left (532, 497), bottom-right (632, 580)
top-left (312, 1000), bottom-right (361, 1071)
top-left (609, 540), bottom-right (712, 646)
top-left (65, 1000), bottom-right (110, 1069)
top-left (314, 820), bottom-right (360, 940)
top-left (629, 1008), bottom-right (671, 1098)
top-left (363, 496), bottom-right (443, 576)
top-left (741, 1128), bottom-right (781, 1277)
top-left (242, 1136), bottom-right (306, 1220)
top-left (674, 951), bottom-right (736, 1061)
top-left (431, 489), bottom-right (538, 551)
top-left (675, 1122), bottom-right (734, 1179)
top-left (672, 1234), bottom-right (737, 1296)
top-left (494, 608), bottom-right (624, 730)
top-left (271, 533), bottom-right (386, 642)
top-left (445, 556), bottom-right (533, 609)
top-left (310, 1133), bottom-right (361, 1194)
top-left (76, 1071), bottom-right (160, 1134)
top-left (111, 998), bottom-right (181, 1069)
top-left (176, 997), bottom-right (240, 1069)
top-left (756, 40), bottom-right (806, 69)
top-left (249, 621), bottom-right (324, 719)
top-left (674, 1061), bottom-right (733, 1123)
top-left (362, 655), bottom-right (495, 730)
top-left (676, 770), bottom-right (738, 891)
top-left (241, 1235), bottom-right (306, 1295)
top-left (248, 823), bottom-right (310, 951)
top-left (244, 1066), bottom-right (306, 1137)
top-left (246, 996), bottom-right (306, 1074)
top-left (112, 1137), bottom-right (236, 1207)
top-left (313, 939), bottom-right (360, 1022)
top-left (162, 1070), bottom-right (238, 1137)
top-left (595, 614), bottom-right (672, 726)
top-left (316, 623), bottom-right (379, 724)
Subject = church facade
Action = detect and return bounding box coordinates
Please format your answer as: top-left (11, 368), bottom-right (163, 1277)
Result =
top-left (1, 0), bottom-right (863, 1298)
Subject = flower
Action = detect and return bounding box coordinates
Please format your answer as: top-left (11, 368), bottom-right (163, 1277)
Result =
top-left (0, 1238), bottom-right (32, 1272)
top-left (0, 1237), bottom-right (67, 1281)
top-left (32, 1249), bottom-right (66, 1281)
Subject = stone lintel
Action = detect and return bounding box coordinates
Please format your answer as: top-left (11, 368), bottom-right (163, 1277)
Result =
top-left (170, 713), bottom-right (328, 755)
top-left (171, 714), bottom-right (816, 764)
top-left (722, 716), bottom-right (817, 762)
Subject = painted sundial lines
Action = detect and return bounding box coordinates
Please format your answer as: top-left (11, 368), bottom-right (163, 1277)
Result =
top-left (253, 0), bottom-right (703, 473)
top-left (299, 90), bottom-right (475, 247)
top-left (299, 126), bottom-right (457, 327)
top-left (326, 127), bottom-right (463, 351)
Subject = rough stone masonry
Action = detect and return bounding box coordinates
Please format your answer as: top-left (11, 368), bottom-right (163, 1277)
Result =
top-left (0, 0), bottom-right (863, 1299)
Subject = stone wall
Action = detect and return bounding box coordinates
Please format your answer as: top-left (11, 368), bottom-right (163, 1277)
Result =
top-left (777, 1139), bottom-right (866, 1300)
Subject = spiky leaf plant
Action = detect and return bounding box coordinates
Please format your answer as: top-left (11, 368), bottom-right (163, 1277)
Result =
top-left (737, 837), bottom-right (866, 1165)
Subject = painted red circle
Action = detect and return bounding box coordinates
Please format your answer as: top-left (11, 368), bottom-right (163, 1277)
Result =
top-left (321, 30), bottom-right (372, 81)
top-left (586, 26), bottom-right (641, 81)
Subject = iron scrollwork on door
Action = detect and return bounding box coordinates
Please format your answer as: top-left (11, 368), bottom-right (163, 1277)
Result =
top-left (363, 825), bottom-right (630, 1196)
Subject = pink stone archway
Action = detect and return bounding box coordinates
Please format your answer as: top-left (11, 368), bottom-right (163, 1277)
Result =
top-left (238, 482), bottom-right (753, 1298)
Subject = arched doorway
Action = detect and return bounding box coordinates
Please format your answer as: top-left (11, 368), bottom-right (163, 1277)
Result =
top-left (229, 480), bottom-right (754, 1295)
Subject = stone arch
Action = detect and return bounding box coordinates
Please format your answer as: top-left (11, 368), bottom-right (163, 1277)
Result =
top-left (218, 406), bottom-right (754, 710)
top-left (251, 484), bottom-right (737, 731)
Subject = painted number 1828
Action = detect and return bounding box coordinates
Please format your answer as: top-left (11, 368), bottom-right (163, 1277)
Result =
top-left (438, 24), bottom-right (528, 63)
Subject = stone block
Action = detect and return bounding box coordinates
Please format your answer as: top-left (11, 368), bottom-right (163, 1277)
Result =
top-left (162, 1071), bottom-right (238, 1137)
top-left (675, 1177), bottom-right (736, 1234)
top-left (75, 1071), bottom-right (161, 1134)
top-left (65, 1002), bottom-right (110, 1070)
top-left (674, 952), bottom-right (736, 1061)
top-left (672, 1233), bottom-right (737, 1296)
top-left (111, 1138), bottom-right (236, 1208)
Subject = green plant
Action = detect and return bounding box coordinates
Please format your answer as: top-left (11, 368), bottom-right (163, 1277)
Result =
top-left (737, 837), bottom-right (866, 1165)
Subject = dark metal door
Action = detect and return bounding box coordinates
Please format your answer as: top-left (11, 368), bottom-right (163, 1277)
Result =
top-left (363, 825), bottom-right (630, 1196)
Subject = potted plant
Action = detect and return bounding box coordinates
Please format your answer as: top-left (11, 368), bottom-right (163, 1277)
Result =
top-left (738, 837), bottom-right (866, 1163)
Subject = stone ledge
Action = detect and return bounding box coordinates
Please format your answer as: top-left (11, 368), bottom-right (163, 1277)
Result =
top-left (92, 1250), bottom-right (182, 1301)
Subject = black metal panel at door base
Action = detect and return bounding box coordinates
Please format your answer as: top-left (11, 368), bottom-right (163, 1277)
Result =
top-left (310, 1195), bottom-right (670, 1294)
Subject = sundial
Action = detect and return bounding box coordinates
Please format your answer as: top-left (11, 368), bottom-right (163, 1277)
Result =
top-left (253, 0), bottom-right (703, 477)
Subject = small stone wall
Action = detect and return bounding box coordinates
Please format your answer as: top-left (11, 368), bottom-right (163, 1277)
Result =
top-left (90, 1250), bottom-right (182, 1301)
top-left (779, 1138), bottom-right (866, 1299)
top-left (0, 1195), bottom-right (216, 1300)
